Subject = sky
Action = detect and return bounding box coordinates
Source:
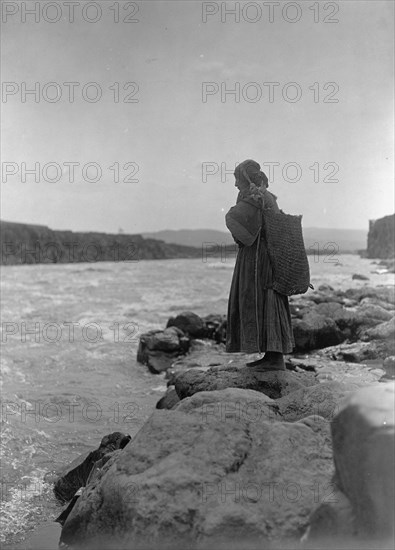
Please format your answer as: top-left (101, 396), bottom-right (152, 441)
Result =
top-left (1, 0), bottom-right (394, 234)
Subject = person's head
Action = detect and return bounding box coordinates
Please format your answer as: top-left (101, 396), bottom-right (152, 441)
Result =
top-left (234, 160), bottom-right (268, 190)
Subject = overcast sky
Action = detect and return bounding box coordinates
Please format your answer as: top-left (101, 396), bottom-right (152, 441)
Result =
top-left (1, 0), bottom-right (393, 233)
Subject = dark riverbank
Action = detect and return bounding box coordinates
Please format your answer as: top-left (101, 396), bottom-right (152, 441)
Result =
top-left (0, 220), bottom-right (202, 264)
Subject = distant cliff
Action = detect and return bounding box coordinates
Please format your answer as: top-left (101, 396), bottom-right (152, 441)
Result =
top-left (367, 214), bottom-right (395, 259)
top-left (0, 221), bottom-right (202, 265)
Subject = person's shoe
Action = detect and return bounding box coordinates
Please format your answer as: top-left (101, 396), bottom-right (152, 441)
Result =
top-left (246, 355), bottom-right (266, 367)
top-left (247, 352), bottom-right (285, 371)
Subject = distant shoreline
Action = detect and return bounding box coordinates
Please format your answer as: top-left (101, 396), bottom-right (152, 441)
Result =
top-left (1, 220), bottom-right (367, 266)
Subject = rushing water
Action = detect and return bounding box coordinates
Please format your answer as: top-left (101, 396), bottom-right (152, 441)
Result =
top-left (1, 254), bottom-right (393, 547)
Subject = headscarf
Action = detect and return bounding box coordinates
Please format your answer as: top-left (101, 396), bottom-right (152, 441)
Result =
top-left (234, 159), bottom-right (261, 186)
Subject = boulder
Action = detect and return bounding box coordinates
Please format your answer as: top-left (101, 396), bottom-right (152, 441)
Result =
top-left (137, 327), bottom-right (190, 374)
top-left (287, 356), bottom-right (385, 386)
top-left (155, 387), bottom-right (180, 410)
top-left (53, 432), bottom-right (131, 504)
top-left (331, 383), bottom-right (395, 537)
top-left (359, 295), bottom-right (395, 312)
top-left (344, 286), bottom-right (395, 306)
top-left (144, 350), bottom-right (182, 374)
top-left (174, 366), bottom-right (317, 400)
top-left (292, 311), bottom-right (343, 351)
top-left (360, 316), bottom-right (395, 341)
top-left (202, 313), bottom-right (227, 343)
top-left (166, 311), bottom-right (206, 337)
top-left (358, 303), bottom-right (394, 323)
top-left (60, 406), bottom-right (334, 548)
top-left (174, 387), bottom-right (278, 422)
top-left (165, 341), bottom-right (231, 381)
top-left (304, 484), bottom-right (355, 542)
top-left (316, 341), bottom-right (380, 363)
top-left (146, 327), bottom-right (186, 351)
top-left (274, 381), bottom-right (357, 422)
top-left (293, 300), bottom-right (392, 352)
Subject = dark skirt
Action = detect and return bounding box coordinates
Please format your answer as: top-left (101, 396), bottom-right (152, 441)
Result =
top-left (226, 233), bottom-right (295, 354)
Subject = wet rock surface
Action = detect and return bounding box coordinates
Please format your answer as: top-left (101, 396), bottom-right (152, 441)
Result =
top-left (53, 432), bottom-right (131, 504)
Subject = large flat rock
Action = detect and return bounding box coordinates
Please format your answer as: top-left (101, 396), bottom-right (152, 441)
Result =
top-left (174, 366), bottom-right (317, 400)
top-left (60, 403), bottom-right (334, 548)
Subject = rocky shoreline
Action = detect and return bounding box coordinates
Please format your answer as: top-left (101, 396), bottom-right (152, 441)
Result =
top-left (48, 283), bottom-right (394, 549)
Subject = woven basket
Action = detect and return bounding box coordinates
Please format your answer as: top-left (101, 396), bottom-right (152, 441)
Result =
top-left (262, 209), bottom-right (311, 296)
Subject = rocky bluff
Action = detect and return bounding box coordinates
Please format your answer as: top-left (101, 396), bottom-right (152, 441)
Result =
top-left (0, 220), bottom-right (202, 264)
top-left (367, 214), bottom-right (395, 260)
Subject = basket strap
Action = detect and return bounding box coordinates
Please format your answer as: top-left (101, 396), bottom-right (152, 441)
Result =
top-left (254, 227), bottom-right (262, 354)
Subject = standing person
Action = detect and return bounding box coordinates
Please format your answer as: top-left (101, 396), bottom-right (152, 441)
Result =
top-left (225, 159), bottom-right (294, 370)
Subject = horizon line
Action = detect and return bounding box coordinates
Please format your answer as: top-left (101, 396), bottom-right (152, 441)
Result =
top-left (0, 219), bottom-right (370, 234)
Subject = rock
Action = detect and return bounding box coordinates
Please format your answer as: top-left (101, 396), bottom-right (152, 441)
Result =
top-left (274, 381), bottom-right (357, 422)
top-left (292, 311), bottom-right (343, 352)
top-left (367, 214), bottom-right (395, 259)
top-left (174, 387), bottom-right (278, 422)
top-left (137, 327), bottom-right (190, 373)
top-left (174, 365), bottom-right (317, 400)
top-left (306, 291), bottom-right (345, 305)
top-left (156, 387), bottom-right (180, 409)
top-left (167, 311), bottom-right (205, 337)
top-left (344, 286), bottom-right (395, 306)
top-left (165, 341), bottom-right (231, 381)
top-left (382, 356), bottom-right (395, 380)
top-left (316, 341), bottom-right (380, 363)
top-left (304, 484), bottom-right (355, 542)
top-left (360, 296), bottom-right (395, 311)
top-left (318, 284), bottom-right (334, 292)
top-left (287, 356), bottom-right (385, 386)
top-left (361, 316), bottom-right (395, 341)
top-left (292, 300), bottom-right (392, 351)
top-left (54, 432), bottom-right (131, 503)
top-left (146, 327), bottom-right (186, 351)
top-left (202, 313), bottom-right (227, 343)
top-left (358, 303), bottom-right (394, 322)
top-left (331, 383), bottom-right (395, 537)
top-left (352, 273), bottom-right (369, 281)
top-left (60, 407), bottom-right (333, 548)
top-left (378, 259), bottom-right (395, 273)
top-left (145, 350), bottom-right (182, 374)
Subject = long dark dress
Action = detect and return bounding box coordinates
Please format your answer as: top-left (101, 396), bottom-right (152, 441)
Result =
top-left (226, 191), bottom-right (295, 354)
